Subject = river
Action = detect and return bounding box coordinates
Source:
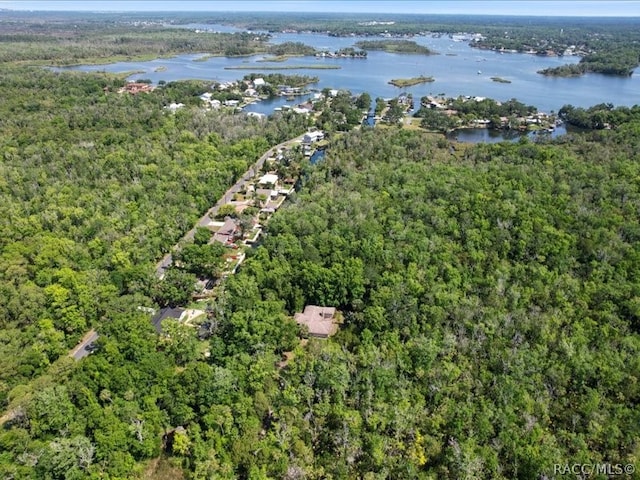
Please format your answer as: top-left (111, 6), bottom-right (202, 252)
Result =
top-left (55, 24), bottom-right (640, 117)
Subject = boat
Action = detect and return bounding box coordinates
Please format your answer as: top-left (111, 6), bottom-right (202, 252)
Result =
top-left (477, 70), bottom-right (482, 75)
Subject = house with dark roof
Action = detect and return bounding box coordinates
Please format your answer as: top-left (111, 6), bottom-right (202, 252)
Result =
top-left (294, 305), bottom-right (338, 338)
top-left (213, 218), bottom-right (240, 245)
top-left (151, 306), bottom-right (185, 333)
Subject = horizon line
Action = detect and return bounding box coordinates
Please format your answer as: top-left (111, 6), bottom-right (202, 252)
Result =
top-left (3, 8), bottom-right (640, 18)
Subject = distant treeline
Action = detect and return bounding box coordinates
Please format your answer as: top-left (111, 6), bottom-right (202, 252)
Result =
top-left (0, 29), bottom-right (272, 64)
top-left (559, 103), bottom-right (640, 129)
top-left (539, 48), bottom-right (640, 77)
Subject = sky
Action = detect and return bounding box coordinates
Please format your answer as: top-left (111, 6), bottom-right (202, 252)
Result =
top-left (2, 1), bottom-right (640, 17)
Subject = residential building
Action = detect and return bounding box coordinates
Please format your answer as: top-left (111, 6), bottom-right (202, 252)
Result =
top-left (257, 173), bottom-right (279, 187)
top-left (151, 307), bottom-right (185, 333)
top-left (303, 130), bottom-right (325, 144)
top-left (165, 102), bottom-right (185, 112)
top-left (213, 217), bottom-right (240, 245)
top-left (119, 82), bottom-right (154, 94)
top-left (294, 305), bottom-right (338, 338)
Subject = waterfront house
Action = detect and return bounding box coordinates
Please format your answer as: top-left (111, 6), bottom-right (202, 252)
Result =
top-left (302, 131), bottom-right (325, 144)
top-left (303, 144), bottom-right (312, 156)
top-left (217, 81), bottom-right (236, 90)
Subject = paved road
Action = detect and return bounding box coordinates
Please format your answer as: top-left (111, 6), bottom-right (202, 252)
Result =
top-left (154, 134), bottom-right (304, 278)
top-left (11, 134), bottom-right (316, 439)
top-left (69, 329), bottom-right (99, 361)
top-left (65, 135), bottom-right (304, 362)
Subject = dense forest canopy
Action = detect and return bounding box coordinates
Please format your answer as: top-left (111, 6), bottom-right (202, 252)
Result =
top-left (4, 117), bottom-right (640, 478)
top-left (0, 64), bottom-right (308, 404)
top-left (0, 10), bottom-right (639, 480)
top-left (0, 29), bottom-right (274, 64)
top-left (559, 103), bottom-right (640, 129)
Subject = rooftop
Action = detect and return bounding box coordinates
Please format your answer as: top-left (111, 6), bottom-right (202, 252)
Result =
top-left (213, 217), bottom-right (239, 245)
top-left (258, 173), bottom-right (279, 186)
top-left (151, 306), bottom-right (185, 333)
top-left (294, 305), bottom-right (338, 338)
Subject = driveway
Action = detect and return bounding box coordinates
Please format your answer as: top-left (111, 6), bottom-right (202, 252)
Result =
top-left (69, 329), bottom-right (99, 361)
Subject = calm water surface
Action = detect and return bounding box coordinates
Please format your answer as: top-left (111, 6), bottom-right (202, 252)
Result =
top-left (56, 25), bottom-right (640, 118)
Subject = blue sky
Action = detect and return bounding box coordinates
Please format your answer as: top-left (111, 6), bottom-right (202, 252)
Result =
top-left (2, 1), bottom-right (640, 16)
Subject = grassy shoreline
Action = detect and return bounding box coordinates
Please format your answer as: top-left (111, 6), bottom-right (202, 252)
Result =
top-left (257, 54), bottom-right (304, 62)
top-left (225, 64), bottom-right (341, 71)
top-left (27, 51), bottom-right (273, 67)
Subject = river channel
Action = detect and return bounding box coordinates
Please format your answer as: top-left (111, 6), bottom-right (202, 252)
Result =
top-left (56, 23), bottom-right (640, 120)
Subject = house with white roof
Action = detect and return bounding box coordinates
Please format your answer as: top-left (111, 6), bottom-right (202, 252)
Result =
top-left (257, 173), bottom-right (279, 187)
top-left (165, 102), bottom-right (185, 112)
top-left (303, 130), bottom-right (325, 144)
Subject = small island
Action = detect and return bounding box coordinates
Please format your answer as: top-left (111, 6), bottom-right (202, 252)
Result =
top-left (388, 75), bottom-right (435, 87)
top-left (354, 39), bottom-right (436, 55)
top-left (538, 65), bottom-right (584, 77)
top-left (491, 76), bottom-right (512, 83)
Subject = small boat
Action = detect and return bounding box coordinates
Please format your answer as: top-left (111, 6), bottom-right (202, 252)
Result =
top-left (477, 70), bottom-right (482, 75)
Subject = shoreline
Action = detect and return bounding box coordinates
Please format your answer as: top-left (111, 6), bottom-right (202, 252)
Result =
top-left (225, 65), bottom-right (341, 71)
